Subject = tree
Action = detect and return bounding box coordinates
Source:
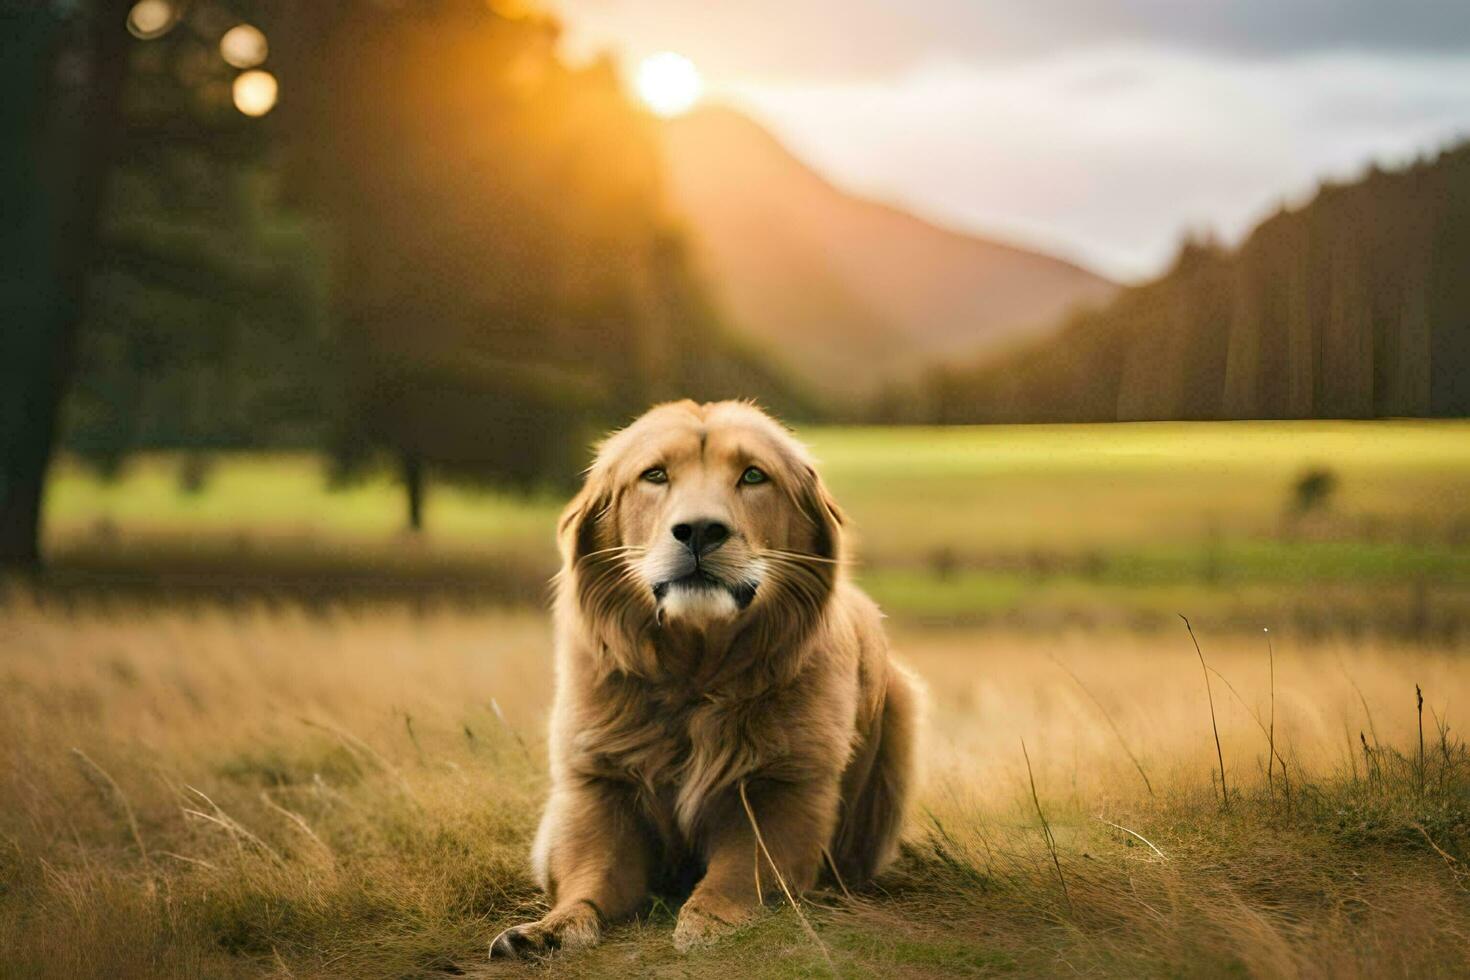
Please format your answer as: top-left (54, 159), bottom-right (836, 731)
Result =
top-left (278, 0), bottom-right (803, 528)
top-left (1, 0), bottom-right (131, 571)
top-left (64, 7), bottom-right (329, 476)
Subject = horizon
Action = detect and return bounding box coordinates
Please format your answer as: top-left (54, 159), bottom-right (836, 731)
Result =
top-left (556, 0), bottom-right (1470, 282)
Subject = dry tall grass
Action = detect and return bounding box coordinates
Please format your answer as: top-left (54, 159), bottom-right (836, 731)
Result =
top-left (1, 598), bottom-right (1466, 978)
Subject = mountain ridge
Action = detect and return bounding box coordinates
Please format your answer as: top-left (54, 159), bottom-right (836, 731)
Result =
top-left (658, 106), bottom-right (1118, 403)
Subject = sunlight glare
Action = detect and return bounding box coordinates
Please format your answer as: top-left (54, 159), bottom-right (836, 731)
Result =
top-left (487, 0), bottom-right (536, 20)
top-left (232, 70), bottom-right (278, 117)
top-left (635, 52), bottom-right (702, 118)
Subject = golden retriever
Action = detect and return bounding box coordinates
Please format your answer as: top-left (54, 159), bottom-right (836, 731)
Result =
top-left (490, 400), bottom-right (922, 958)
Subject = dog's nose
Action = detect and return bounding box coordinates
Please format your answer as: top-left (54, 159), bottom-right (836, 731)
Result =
top-left (671, 519), bottom-right (730, 557)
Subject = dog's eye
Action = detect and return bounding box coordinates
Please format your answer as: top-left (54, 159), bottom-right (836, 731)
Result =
top-left (640, 467), bottom-right (668, 484)
top-left (740, 466), bottom-right (768, 486)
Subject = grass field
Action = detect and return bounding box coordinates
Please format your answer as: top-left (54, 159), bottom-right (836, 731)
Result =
top-left (2, 602), bottom-right (1468, 978)
top-left (40, 420), bottom-right (1470, 633)
top-left (9, 420), bottom-right (1467, 975)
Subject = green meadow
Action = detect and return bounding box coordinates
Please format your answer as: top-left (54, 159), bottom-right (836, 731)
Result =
top-left (41, 420), bottom-right (1470, 631)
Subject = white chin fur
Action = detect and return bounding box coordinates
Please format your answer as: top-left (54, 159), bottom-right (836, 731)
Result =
top-left (659, 585), bottom-right (738, 623)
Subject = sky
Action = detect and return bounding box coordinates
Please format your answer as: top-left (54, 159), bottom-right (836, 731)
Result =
top-left (552, 0), bottom-right (1470, 281)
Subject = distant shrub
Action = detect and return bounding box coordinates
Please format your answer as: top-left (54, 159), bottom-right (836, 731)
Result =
top-left (1291, 467), bottom-right (1338, 515)
top-left (178, 452), bottom-right (214, 496)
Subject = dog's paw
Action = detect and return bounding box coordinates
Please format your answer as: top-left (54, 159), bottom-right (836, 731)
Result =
top-left (672, 893), bottom-right (754, 952)
top-left (489, 902), bottom-right (601, 960)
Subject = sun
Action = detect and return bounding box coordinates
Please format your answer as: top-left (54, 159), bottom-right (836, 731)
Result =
top-left (635, 52), bottom-right (702, 118)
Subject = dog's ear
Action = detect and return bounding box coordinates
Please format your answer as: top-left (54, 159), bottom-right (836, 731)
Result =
top-left (557, 471), bottom-right (615, 567)
top-left (797, 464), bottom-right (845, 560)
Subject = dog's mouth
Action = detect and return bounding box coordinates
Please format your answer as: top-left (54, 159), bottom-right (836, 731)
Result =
top-left (652, 571), bottom-right (758, 610)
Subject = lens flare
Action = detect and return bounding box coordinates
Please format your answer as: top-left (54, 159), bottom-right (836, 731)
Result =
top-left (232, 70), bottom-right (278, 117)
top-left (635, 52), bottom-right (702, 118)
top-left (126, 0), bottom-right (176, 40)
top-left (220, 24), bottom-right (268, 70)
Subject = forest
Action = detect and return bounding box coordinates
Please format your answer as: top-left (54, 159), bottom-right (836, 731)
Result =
top-left (912, 145), bottom-right (1470, 423)
top-left (4, 0), bottom-right (799, 567)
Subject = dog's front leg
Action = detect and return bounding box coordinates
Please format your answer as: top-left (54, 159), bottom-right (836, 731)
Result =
top-left (673, 776), bottom-right (838, 951)
top-left (491, 778), bottom-right (653, 959)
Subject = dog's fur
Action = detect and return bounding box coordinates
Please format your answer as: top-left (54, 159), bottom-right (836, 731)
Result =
top-left (490, 400), bottom-right (923, 958)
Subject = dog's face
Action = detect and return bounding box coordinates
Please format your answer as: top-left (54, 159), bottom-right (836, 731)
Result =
top-left (560, 401), bottom-right (842, 631)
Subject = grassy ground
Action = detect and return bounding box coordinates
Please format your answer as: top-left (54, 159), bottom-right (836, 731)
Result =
top-left (2, 600), bottom-right (1467, 978)
top-left (39, 420), bottom-right (1470, 633)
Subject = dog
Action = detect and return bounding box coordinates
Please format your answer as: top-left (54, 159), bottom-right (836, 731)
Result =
top-left (491, 400), bottom-right (923, 957)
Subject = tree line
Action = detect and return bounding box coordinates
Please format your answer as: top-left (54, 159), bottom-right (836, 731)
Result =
top-left (907, 144), bottom-right (1470, 423)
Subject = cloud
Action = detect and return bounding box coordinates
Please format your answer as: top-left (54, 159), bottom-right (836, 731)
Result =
top-left (909, 0), bottom-right (1470, 62)
top-left (554, 0), bottom-right (1470, 83)
top-left (550, 3), bottom-right (1470, 277)
top-left (720, 48), bottom-right (1470, 280)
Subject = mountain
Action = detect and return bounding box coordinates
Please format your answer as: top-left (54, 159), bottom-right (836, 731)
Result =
top-left (919, 144), bottom-right (1470, 423)
top-left (659, 107), bottom-right (1117, 403)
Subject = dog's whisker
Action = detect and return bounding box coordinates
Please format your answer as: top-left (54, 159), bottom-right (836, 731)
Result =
top-left (757, 549), bottom-right (848, 567)
top-left (580, 544), bottom-right (648, 561)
